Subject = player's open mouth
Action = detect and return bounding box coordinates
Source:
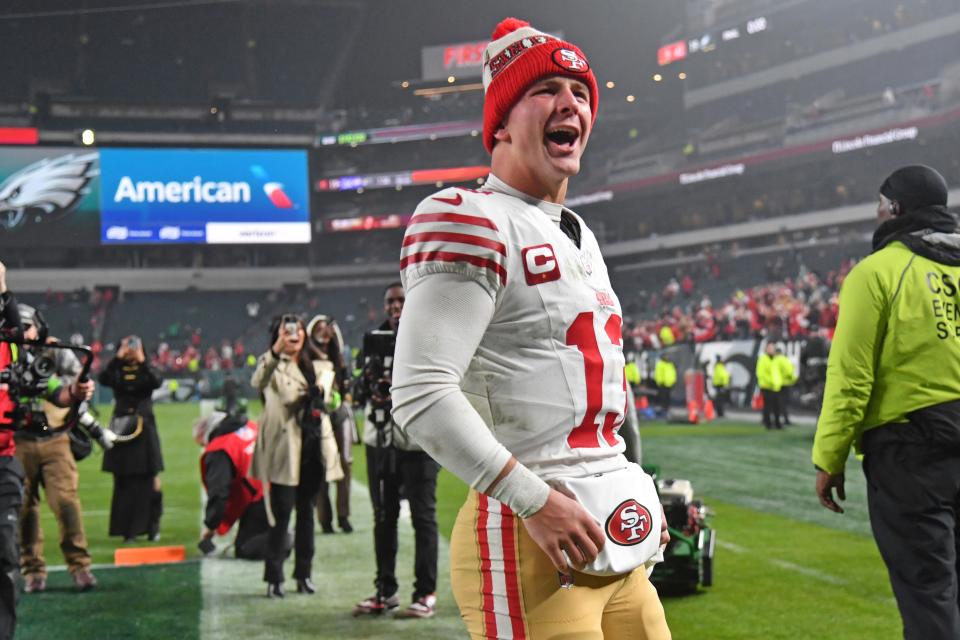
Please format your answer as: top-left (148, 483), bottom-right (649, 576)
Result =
top-left (544, 125), bottom-right (579, 155)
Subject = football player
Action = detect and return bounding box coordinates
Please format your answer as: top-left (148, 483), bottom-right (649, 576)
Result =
top-left (392, 17), bottom-right (671, 640)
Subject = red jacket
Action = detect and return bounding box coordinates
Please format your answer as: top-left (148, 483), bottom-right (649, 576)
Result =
top-left (201, 421), bottom-right (263, 535)
top-left (0, 343), bottom-right (16, 456)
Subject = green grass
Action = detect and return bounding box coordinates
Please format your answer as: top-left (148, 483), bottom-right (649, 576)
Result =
top-left (32, 403), bottom-right (205, 566)
top-left (17, 407), bottom-right (904, 640)
top-left (18, 563), bottom-right (201, 640)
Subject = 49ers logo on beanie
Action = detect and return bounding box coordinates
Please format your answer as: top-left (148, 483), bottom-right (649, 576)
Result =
top-left (605, 499), bottom-right (654, 546)
top-left (482, 17), bottom-right (599, 154)
top-left (552, 48), bottom-right (589, 73)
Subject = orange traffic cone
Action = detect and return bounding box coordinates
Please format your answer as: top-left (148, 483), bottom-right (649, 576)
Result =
top-left (687, 402), bottom-right (699, 424)
top-left (752, 391), bottom-right (764, 410)
top-left (704, 399), bottom-right (716, 421)
top-left (638, 395), bottom-right (649, 410)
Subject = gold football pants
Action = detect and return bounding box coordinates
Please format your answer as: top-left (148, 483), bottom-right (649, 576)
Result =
top-left (450, 490), bottom-right (671, 640)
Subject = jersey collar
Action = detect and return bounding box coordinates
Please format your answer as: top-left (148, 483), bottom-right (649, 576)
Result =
top-left (484, 173), bottom-right (563, 224)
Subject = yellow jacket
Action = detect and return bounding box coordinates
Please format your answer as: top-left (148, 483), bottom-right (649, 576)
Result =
top-left (756, 353), bottom-right (782, 391)
top-left (774, 354), bottom-right (797, 386)
top-left (712, 361), bottom-right (730, 388)
top-left (654, 359), bottom-right (677, 388)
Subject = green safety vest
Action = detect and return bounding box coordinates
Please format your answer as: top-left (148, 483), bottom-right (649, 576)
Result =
top-left (654, 359), bottom-right (677, 388)
top-left (814, 241), bottom-right (960, 474)
top-left (712, 362), bottom-right (730, 388)
top-left (755, 354), bottom-right (782, 391)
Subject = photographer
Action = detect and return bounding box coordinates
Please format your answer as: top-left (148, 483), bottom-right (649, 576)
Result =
top-left (98, 335), bottom-right (164, 542)
top-left (306, 314), bottom-right (355, 534)
top-left (250, 315), bottom-right (343, 598)
top-left (195, 382), bottom-right (271, 560)
top-left (0, 263), bottom-right (93, 639)
top-left (352, 283), bottom-right (439, 619)
top-left (14, 309), bottom-right (110, 593)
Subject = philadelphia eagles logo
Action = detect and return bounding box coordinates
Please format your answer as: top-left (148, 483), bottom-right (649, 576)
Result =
top-left (0, 152), bottom-right (99, 231)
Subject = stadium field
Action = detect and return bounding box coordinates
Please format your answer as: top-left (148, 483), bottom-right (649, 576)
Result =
top-left (18, 404), bottom-right (900, 639)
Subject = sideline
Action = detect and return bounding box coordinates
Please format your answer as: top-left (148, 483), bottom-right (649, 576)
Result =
top-left (199, 480), bottom-right (464, 640)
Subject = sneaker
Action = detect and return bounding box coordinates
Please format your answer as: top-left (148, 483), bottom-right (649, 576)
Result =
top-left (73, 569), bottom-right (97, 591)
top-left (352, 593), bottom-right (400, 616)
top-left (396, 593), bottom-right (437, 619)
top-left (23, 575), bottom-right (46, 593)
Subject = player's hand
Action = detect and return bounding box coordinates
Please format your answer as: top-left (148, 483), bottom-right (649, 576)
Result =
top-left (659, 510), bottom-right (670, 547)
top-left (521, 488), bottom-right (605, 574)
top-left (816, 468), bottom-right (845, 514)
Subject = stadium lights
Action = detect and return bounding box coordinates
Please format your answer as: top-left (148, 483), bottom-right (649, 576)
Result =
top-left (80, 129), bottom-right (96, 146)
top-left (679, 72), bottom-right (687, 80)
top-left (401, 81), bottom-right (410, 88)
top-left (447, 75), bottom-right (456, 83)
top-left (626, 95), bottom-right (636, 103)
top-left (606, 81), bottom-right (616, 89)
top-left (653, 74), bottom-right (663, 82)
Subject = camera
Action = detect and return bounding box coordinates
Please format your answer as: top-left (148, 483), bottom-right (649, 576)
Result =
top-left (127, 336), bottom-right (141, 350)
top-left (282, 315), bottom-right (299, 337)
top-left (357, 330), bottom-right (396, 409)
top-left (0, 353), bottom-right (55, 398)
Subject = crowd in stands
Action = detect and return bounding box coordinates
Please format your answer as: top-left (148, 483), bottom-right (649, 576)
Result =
top-left (623, 255), bottom-right (856, 353)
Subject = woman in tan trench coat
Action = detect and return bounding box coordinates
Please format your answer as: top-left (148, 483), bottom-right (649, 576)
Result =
top-left (250, 315), bottom-right (343, 598)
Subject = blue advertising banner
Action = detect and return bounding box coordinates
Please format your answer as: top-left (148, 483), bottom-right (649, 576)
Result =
top-left (98, 148), bottom-right (310, 244)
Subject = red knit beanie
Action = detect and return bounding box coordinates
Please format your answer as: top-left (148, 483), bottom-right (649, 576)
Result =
top-left (482, 17), bottom-right (599, 154)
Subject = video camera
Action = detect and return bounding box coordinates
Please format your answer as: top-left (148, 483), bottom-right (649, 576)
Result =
top-left (354, 330), bottom-right (396, 431)
top-left (356, 330), bottom-right (395, 407)
top-left (0, 331), bottom-right (111, 454)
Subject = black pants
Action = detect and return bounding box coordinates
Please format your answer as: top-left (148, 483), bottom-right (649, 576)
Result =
top-left (0, 457), bottom-right (23, 640)
top-left (365, 446), bottom-right (439, 601)
top-left (264, 433), bottom-right (323, 583)
top-left (656, 386), bottom-right (672, 415)
top-left (761, 389), bottom-right (782, 429)
top-left (779, 387), bottom-right (791, 423)
top-left (235, 500), bottom-right (270, 560)
top-left (863, 431), bottom-right (960, 639)
top-left (714, 388), bottom-right (728, 417)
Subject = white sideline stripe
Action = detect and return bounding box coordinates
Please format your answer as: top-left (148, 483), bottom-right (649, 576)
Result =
top-left (716, 540), bottom-right (847, 585)
top-left (768, 559), bottom-right (848, 586)
top-left (46, 559), bottom-right (198, 573)
top-left (199, 479), bottom-right (460, 640)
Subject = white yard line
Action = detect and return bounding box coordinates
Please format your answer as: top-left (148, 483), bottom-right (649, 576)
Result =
top-left (200, 479), bottom-right (463, 640)
top-left (716, 539), bottom-right (848, 585)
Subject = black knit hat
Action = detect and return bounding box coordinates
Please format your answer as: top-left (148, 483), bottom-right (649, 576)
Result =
top-left (879, 164), bottom-right (949, 214)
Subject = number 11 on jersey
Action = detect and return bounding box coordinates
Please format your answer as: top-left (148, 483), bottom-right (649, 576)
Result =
top-left (565, 311), bottom-right (625, 449)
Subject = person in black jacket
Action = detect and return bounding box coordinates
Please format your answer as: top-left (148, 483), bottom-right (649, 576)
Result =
top-left (98, 336), bottom-right (164, 542)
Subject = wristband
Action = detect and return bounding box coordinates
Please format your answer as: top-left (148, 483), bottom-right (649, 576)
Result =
top-left (488, 462), bottom-right (551, 519)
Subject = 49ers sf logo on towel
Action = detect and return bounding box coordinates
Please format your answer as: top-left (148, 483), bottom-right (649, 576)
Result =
top-left (605, 499), bottom-right (653, 546)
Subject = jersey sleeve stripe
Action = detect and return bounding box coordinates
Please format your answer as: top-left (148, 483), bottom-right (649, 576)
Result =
top-left (409, 212), bottom-right (500, 231)
top-left (400, 250), bottom-right (507, 285)
top-left (403, 231), bottom-right (507, 256)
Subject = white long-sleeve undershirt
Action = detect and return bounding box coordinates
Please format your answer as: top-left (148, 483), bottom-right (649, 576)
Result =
top-left (391, 272), bottom-right (549, 512)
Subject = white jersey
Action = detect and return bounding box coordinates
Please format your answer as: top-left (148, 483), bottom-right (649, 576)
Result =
top-left (400, 175), bottom-right (627, 481)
